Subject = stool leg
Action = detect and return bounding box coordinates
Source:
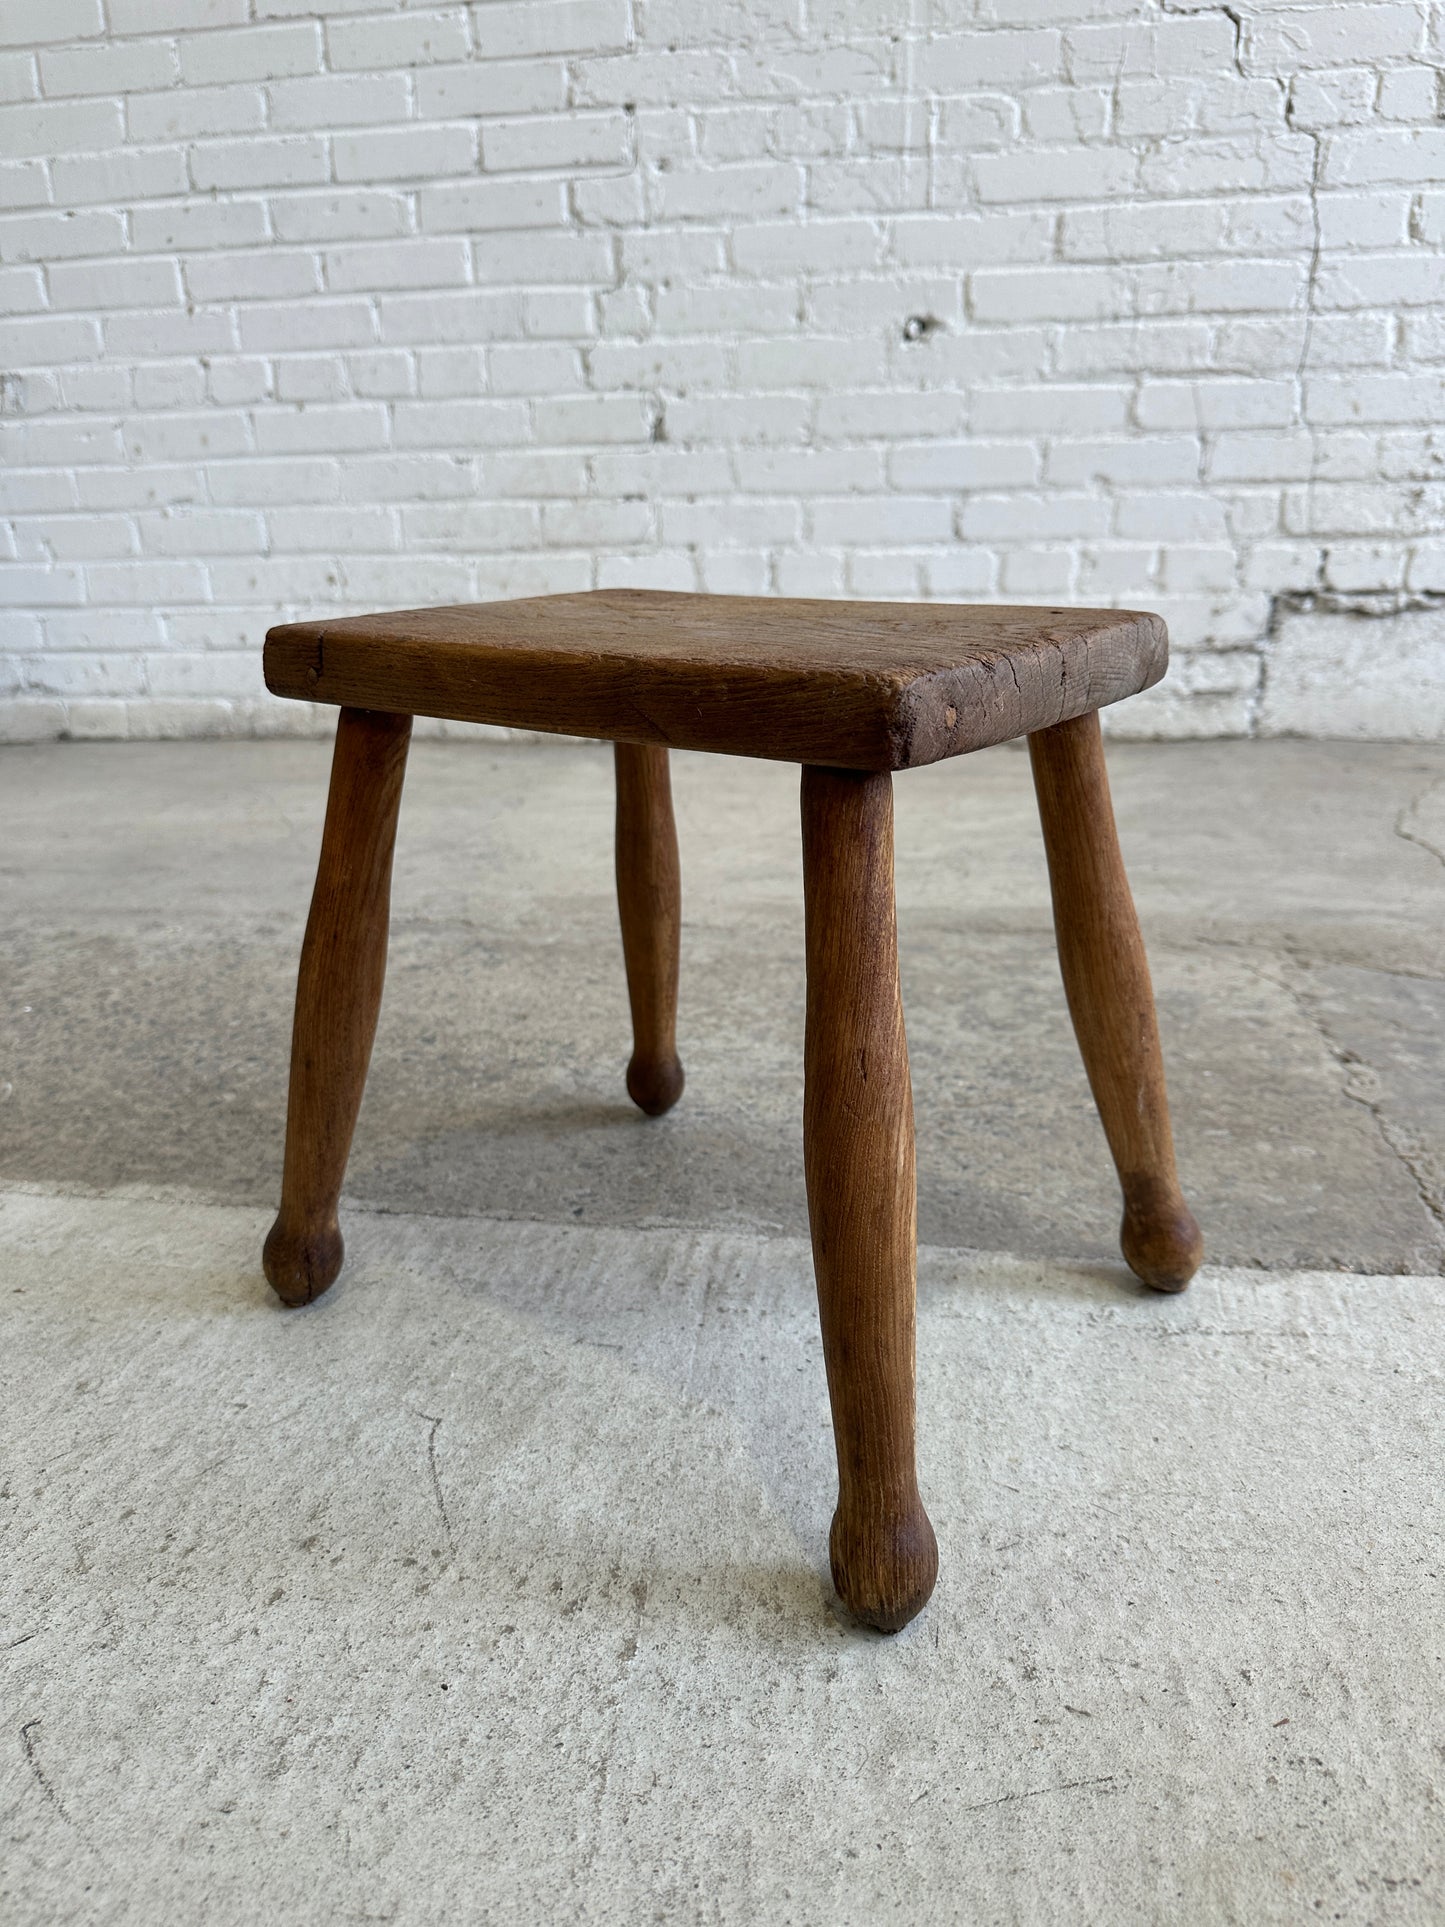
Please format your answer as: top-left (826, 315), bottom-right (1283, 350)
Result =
top-left (263, 707), bottom-right (412, 1307)
top-left (1028, 710), bottom-right (1203, 1292)
top-left (614, 742), bottom-right (684, 1116)
top-left (801, 766), bottom-right (938, 1633)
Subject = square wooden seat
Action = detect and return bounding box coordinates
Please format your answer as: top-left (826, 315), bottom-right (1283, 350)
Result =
top-left (264, 590), bottom-right (1167, 770)
top-left (261, 591), bottom-right (1201, 1636)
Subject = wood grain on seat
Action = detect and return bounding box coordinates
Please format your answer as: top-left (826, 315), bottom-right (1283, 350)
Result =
top-left (264, 589), bottom-right (1167, 770)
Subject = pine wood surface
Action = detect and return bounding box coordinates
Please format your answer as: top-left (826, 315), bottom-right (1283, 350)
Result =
top-left (265, 589), bottom-right (1167, 770)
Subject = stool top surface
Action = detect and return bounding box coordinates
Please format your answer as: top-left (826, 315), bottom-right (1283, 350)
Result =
top-left (265, 590), bottom-right (1167, 770)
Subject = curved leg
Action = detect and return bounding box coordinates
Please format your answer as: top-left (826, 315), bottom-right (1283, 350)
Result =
top-left (614, 742), bottom-right (684, 1116)
top-left (801, 765), bottom-right (938, 1633)
top-left (1028, 710), bottom-right (1203, 1292)
top-left (263, 707), bottom-right (412, 1307)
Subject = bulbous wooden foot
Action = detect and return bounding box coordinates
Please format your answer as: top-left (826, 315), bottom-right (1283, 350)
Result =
top-left (830, 1498), bottom-right (939, 1634)
top-left (1121, 1177), bottom-right (1204, 1293)
top-left (625, 1050), bottom-right (685, 1117)
top-left (262, 1216), bottom-right (344, 1308)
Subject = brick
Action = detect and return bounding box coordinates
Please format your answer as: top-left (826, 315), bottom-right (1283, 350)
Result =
top-left (109, 0), bottom-right (246, 30)
top-left (0, 97), bottom-right (123, 157)
top-left (959, 494), bottom-right (1111, 540)
top-left (1044, 438), bottom-right (1201, 488)
top-left (267, 73), bottom-right (411, 130)
top-left (1314, 190), bottom-right (1411, 251)
top-left (971, 266), bottom-right (1130, 321)
top-left (1316, 252), bottom-right (1440, 309)
top-left (49, 258), bottom-right (184, 310)
top-left (190, 134), bottom-right (328, 190)
top-left (377, 289), bottom-right (522, 344)
top-left (131, 198), bottom-right (268, 251)
top-left (0, 0), bottom-right (103, 46)
top-left (486, 342), bottom-right (582, 394)
top-left (1244, 5), bottom-right (1426, 73)
top-left (87, 560), bottom-right (210, 604)
top-left (419, 178), bottom-right (567, 232)
top-left (888, 441), bottom-right (1040, 490)
top-left (209, 459), bottom-right (339, 505)
top-left (324, 239), bottom-right (469, 292)
top-left (326, 10), bottom-right (471, 69)
top-left (52, 145), bottom-right (189, 205)
top-left (1286, 68), bottom-right (1377, 130)
top-left (973, 385), bottom-right (1130, 434)
top-left (0, 161), bottom-right (47, 209)
top-left (473, 0), bottom-right (630, 59)
top-left (925, 29), bottom-right (1064, 88)
top-left (1326, 127), bottom-right (1445, 186)
top-left (1306, 372), bottom-right (1445, 426)
top-left (334, 125), bottom-right (476, 183)
top-left (392, 399), bottom-right (530, 447)
top-left (471, 232), bottom-right (614, 284)
top-left (180, 22), bottom-right (322, 84)
top-left (253, 405), bottom-right (389, 455)
top-left (122, 412), bottom-right (252, 463)
top-left (28, 515), bottom-right (136, 561)
top-left (533, 394), bottom-right (653, 444)
top-left (0, 265), bottom-right (44, 313)
top-left (184, 248), bottom-right (321, 302)
top-left (40, 39), bottom-right (179, 96)
top-left (894, 210), bottom-right (1057, 270)
top-left (974, 146), bottom-right (1138, 203)
top-left (75, 464), bottom-right (206, 509)
top-left (105, 308), bottom-right (235, 356)
top-left (274, 356), bottom-right (346, 403)
top-left (0, 53), bottom-right (38, 103)
top-left (271, 190), bottom-right (409, 244)
top-left (236, 300), bottom-right (375, 350)
top-left (133, 363), bottom-right (208, 409)
top-left (652, 163), bottom-right (801, 221)
top-left (416, 59), bottom-right (566, 120)
top-left (483, 112), bottom-right (631, 173)
top-left (1377, 66), bottom-right (1439, 122)
top-left (1137, 379), bottom-right (1296, 430)
top-left (0, 211), bottom-right (124, 263)
top-left (812, 495), bottom-right (954, 543)
top-left (732, 219), bottom-right (885, 275)
top-left (400, 502), bottom-right (540, 549)
top-left (265, 505), bottom-right (400, 551)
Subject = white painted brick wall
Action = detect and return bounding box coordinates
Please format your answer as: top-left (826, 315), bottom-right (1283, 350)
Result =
top-left (2, 0), bottom-right (1444, 743)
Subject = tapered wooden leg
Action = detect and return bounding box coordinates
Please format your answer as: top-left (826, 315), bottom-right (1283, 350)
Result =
top-left (1028, 709), bottom-right (1203, 1292)
top-left (263, 707), bottom-right (412, 1307)
top-left (801, 766), bottom-right (938, 1633)
top-left (614, 742), bottom-right (684, 1116)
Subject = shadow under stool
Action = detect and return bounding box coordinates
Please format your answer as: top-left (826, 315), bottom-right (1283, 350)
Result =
top-left (260, 589), bottom-right (1203, 1634)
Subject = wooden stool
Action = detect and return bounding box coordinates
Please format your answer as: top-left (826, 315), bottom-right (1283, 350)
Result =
top-left (261, 591), bottom-right (1202, 1633)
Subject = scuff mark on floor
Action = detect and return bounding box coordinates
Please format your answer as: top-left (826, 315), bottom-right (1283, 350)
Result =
top-left (20, 1719), bottom-right (70, 1823)
top-left (417, 1411), bottom-right (458, 1565)
top-left (1395, 777), bottom-right (1445, 876)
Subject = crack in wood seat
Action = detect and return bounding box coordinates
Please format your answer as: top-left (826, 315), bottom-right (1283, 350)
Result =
top-left (259, 588), bottom-right (1202, 1638)
top-left (264, 589), bottom-right (1167, 768)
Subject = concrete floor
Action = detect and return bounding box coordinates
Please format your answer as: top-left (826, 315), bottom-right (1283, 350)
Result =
top-left (3, 735), bottom-right (1444, 1922)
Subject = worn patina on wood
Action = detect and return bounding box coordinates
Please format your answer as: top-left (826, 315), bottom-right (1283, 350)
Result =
top-left (265, 589), bottom-right (1167, 770)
